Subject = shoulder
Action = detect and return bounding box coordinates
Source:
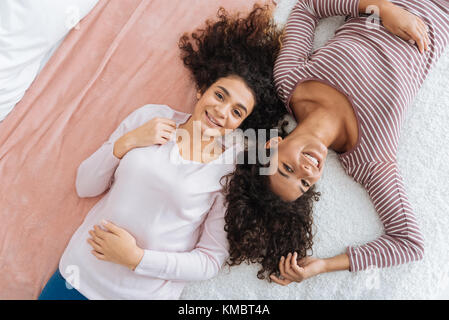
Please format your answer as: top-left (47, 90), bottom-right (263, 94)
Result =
top-left (207, 192), bottom-right (227, 217)
top-left (127, 104), bottom-right (191, 123)
top-left (135, 104), bottom-right (180, 119)
top-left (343, 160), bottom-right (400, 188)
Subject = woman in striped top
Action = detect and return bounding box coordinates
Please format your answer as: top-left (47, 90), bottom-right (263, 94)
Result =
top-left (226, 0), bottom-right (449, 285)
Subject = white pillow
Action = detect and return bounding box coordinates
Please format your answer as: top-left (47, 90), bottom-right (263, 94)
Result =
top-left (0, 0), bottom-right (99, 122)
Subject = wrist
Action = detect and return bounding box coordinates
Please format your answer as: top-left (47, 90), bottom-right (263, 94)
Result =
top-left (129, 247), bottom-right (145, 271)
top-left (378, 0), bottom-right (395, 16)
top-left (322, 254), bottom-right (351, 273)
top-left (359, 0), bottom-right (390, 14)
top-left (113, 134), bottom-right (136, 159)
top-left (321, 258), bottom-right (331, 273)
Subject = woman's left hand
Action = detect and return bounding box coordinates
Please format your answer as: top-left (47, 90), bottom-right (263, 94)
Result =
top-left (270, 252), bottom-right (327, 286)
top-left (87, 220), bottom-right (144, 271)
top-left (380, 1), bottom-right (430, 53)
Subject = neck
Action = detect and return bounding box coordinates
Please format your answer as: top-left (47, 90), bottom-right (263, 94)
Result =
top-left (179, 117), bottom-right (219, 148)
top-left (177, 117), bottom-right (222, 162)
top-left (290, 101), bottom-right (347, 152)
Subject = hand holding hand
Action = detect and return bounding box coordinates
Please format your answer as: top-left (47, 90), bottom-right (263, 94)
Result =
top-left (270, 252), bottom-right (327, 286)
top-left (87, 220), bottom-right (144, 271)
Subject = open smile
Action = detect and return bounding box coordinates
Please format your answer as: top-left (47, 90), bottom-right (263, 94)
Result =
top-left (302, 151), bottom-right (322, 169)
top-left (205, 111), bottom-right (223, 128)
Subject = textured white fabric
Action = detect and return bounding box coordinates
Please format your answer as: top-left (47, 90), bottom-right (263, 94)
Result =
top-left (181, 0), bottom-right (449, 299)
top-left (0, 0), bottom-right (99, 121)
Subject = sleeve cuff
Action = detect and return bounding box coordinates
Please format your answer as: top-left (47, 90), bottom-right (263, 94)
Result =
top-left (108, 141), bottom-right (122, 162)
top-left (133, 250), bottom-right (167, 277)
top-left (346, 246), bottom-right (356, 272)
top-left (348, 0), bottom-right (361, 18)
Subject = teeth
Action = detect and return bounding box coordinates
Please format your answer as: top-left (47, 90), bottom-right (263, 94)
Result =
top-left (304, 153), bottom-right (319, 166)
top-left (207, 112), bottom-right (220, 127)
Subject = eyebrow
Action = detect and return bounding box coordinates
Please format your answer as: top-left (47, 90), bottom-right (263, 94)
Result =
top-left (217, 86), bottom-right (248, 114)
top-left (277, 168), bottom-right (306, 194)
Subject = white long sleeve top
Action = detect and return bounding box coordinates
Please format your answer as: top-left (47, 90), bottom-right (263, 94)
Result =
top-left (59, 104), bottom-right (237, 299)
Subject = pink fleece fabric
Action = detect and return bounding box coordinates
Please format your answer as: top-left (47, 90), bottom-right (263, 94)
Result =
top-left (0, 0), bottom-right (267, 299)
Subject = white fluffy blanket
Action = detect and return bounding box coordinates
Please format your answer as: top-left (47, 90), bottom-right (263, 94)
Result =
top-left (181, 0), bottom-right (449, 300)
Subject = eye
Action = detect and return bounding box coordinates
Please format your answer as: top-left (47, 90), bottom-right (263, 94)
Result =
top-left (233, 108), bottom-right (242, 118)
top-left (302, 179), bottom-right (310, 188)
top-left (283, 163), bottom-right (294, 173)
top-left (215, 92), bottom-right (224, 101)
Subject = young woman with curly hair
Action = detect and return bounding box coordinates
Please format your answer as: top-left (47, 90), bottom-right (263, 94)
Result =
top-left (224, 0), bottom-right (448, 286)
top-left (38, 4), bottom-right (284, 300)
top-left (222, 140), bottom-right (321, 281)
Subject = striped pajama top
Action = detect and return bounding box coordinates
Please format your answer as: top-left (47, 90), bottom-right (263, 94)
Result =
top-left (274, 0), bottom-right (449, 272)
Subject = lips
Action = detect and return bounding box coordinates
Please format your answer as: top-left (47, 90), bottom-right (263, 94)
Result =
top-left (302, 151), bottom-right (322, 169)
top-left (205, 111), bottom-right (223, 128)
top-left (303, 153), bottom-right (319, 167)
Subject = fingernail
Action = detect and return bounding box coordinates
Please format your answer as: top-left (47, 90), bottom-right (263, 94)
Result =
top-left (101, 219), bottom-right (108, 225)
top-left (281, 256), bottom-right (284, 260)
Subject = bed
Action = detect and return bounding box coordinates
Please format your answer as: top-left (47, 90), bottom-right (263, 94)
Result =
top-left (0, 0), bottom-right (448, 300)
top-left (0, 0), bottom-right (99, 122)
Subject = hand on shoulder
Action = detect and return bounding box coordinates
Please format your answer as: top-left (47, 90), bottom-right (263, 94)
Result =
top-left (113, 117), bottom-right (176, 159)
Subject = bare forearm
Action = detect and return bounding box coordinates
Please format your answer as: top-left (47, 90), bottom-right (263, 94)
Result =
top-left (113, 133), bottom-right (137, 159)
top-left (323, 253), bottom-right (350, 273)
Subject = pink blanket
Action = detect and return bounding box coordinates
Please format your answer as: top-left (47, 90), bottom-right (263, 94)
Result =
top-left (0, 0), bottom-right (267, 299)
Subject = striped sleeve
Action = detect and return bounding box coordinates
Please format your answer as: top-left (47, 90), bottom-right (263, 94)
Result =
top-left (273, 0), bottom-right (360, 105)
top-left (347, 162), bottom-right (425, 272)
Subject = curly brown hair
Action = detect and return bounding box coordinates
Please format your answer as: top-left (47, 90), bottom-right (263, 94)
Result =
top-left (222, 141), bottom-right (321, 281)
top-left (178, 4), bottom-right (285, 130)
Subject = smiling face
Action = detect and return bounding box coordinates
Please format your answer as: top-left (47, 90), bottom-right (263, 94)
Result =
top-left (267, 134), bottom-right (328, 201)
top-left (191, 76), bottom-right (256, 137)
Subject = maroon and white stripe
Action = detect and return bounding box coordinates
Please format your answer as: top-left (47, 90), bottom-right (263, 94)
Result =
top-left (274, 0), bottom-right (449, 272)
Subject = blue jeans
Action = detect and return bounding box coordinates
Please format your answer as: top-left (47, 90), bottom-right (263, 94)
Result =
top-left (38, 269), bottom-right (88, 300)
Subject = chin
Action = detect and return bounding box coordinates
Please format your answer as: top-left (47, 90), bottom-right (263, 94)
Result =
top-left (203, 128), bottom-right (223, 138)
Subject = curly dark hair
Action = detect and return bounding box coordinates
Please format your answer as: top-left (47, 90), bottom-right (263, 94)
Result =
top-left (222, 141), bottom-right (321, 281)
top-left (178, 4), bottom-right (285, 130)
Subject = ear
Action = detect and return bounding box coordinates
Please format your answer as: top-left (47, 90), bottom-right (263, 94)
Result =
top-left (265, 136), bottom-right (283, 149)
top-left (196, 91), bottom-right (202, 100)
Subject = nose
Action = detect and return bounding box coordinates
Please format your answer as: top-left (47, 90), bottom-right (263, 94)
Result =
top-left (214, 103), bottom-right (229, 119)
top-left (298, 158), bottom-right (316, 179)
top-left (301, 163), bottom-right (313, 176)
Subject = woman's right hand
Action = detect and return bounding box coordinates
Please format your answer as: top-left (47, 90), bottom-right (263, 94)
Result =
top-left (113, 117), bottom-right (176, 159)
